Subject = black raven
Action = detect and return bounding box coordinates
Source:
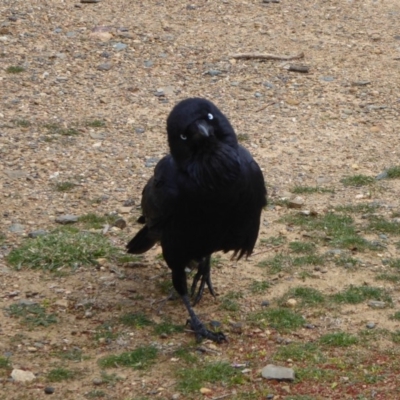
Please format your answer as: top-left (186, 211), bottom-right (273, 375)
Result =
top-left (127, 98), bottom-right (267, 342)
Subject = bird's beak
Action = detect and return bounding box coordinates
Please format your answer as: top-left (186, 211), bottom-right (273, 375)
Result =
top-left (195, 121), bottom-right (211, 138)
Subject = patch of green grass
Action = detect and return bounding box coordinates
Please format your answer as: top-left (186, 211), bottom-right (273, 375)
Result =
top-left (358, 328), bottom-right (390, 342)
top-left (281, 212), bottom-right (372, 250)
top-left (7, 231), bottom-right (119, 271)
top-left (174, 347), bottom-right (198, 364)
top-left (86, 119), bottom-right (105, 128)
top-left (78, 213), bottom-right (119, 229)
top-left (249, 308), bottom-right (305, 332)
top-left (44, 123), bottom-right (79, 136)
top-left (390, 312), bottom-right (400, 321)
top-left (5, 303), bottom-right (57, 327)
top-left (273, 342), bottom-right (324, 363)
top-left (119, 313), bottom-right (153, 328)
top-left (153, 320), bottom-right (184, 335)
top-left (55, 348), bottom-right (84, 362)
top-left (115, 254), bottom-right (144, 264)
top-left (6, 65), bottom-right (25, 73)
top-left (220, 291), bottom-right (243, 312)
top-left (13, 119), bottom-right (31, 128)
top-left (335, 203), bottom-right (380, 214)
top-left (272, 198), bottom-right (290, 207)
top-left (386, 166), bottom-right (400, 179)
top-left (367, 217), bottom-right (400, 235)
top-left (289, 241), bottom-right (316, 254)
top-left (86, 390), bottom-right (106, 398)
top-left (375, 273), bottom-right (400, 283)
top-left (280, 287), bottom-right (325, 307)
top-left (94, 321), bottom-right (118, 341)
top-left (391, 331), bottom-right (400, 344)
top-left (47, 367), bottom-right (78, 382)
top-left (295, 367), bottom-right (334, 383)
top-left (157, 278), bottom-right (174, 295)
top-left (341, 174), bottom-right (374, 187)
top-left (293, 254), bottom-right (325, 266)
top-left (257, 253), bottom-right (292, 274)
top-left (100, 371), bottom-right (124, 385)
top-left (98, 345), bottom-right (158, 370)
top-left (237, 133), bottom-right (249, 142)
top-left (319, 332), bottom-right (358, 347)
top-left (291, 186), bottom-right (334, 194)
top-left (0, 357), bottom-right (11, 369)
top-left (260, 235), bottom-right (286, 247)
top-left (54, 181), bottom-right (77, 192)
top-left (332, 285), bottom-right (392, 305)
top-left (332, 256), bottom-right (359, 267)
top-left (249, 280), bottom-right (270, 294)
top-left (176, 361), bottom-right (240, 393)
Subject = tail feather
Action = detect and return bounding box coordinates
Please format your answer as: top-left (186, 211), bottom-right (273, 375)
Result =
top-left (126, 225), bottom-right (157, 254)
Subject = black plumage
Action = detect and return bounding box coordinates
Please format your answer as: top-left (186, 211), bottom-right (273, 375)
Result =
top-left (127, 98), bottom-right (267, 342)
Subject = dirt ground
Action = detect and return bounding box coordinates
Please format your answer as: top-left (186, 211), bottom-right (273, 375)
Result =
top-left (1, 0), bottom-right (400, 399)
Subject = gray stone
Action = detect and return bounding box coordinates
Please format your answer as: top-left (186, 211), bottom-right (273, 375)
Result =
top-left (97, 63), bottom-right (112, 71)
top-left (90, 132), bottom-right (107, 140)
top-left (92, 378), bottom-right (103, 385)
top-left (9, 224), bottom-right (25, 233)
top-left (144, 60), bottom-right (154, 67)
top-left (261, 364), bottom-right (295, 381)
top-left (206, 69), bottom-right (222, 76)
top-left (351, 81), bottom-right (371, 86)
top-left (5, 169), bottom-right (27, 179)
top-left (320, 76), bottom-right (335, 82)
top-left (112, 218), bottom-right (127, 230)
top-left (19, 299), bottom-right (37, 306)
top-left (261, 300), bottom-right (270, 307)
top-left (368, 300), bottom-right (386, 309)
top-left (66, 31), bottom-right (77, 37)
top-left (28, 230), bottom-right (49, 238)
top-left (376, 170), bottom-right (388, 180)
top-left (209, 320), bottom-right (221, 328)
top-left (55, 215), bottom-right (78, 224)
top-left (11, 369), bottom-right (36, 382)
top-left (44, 387), bottom-right (55, 394)
top-left (135, 127), bottom-right (145, 134)
top-left (145, 157), bottom-right (160, 168)
top-left (366, 322), bottom-right (376, 329)
top-left (113, 42), bottom-right (127, 51)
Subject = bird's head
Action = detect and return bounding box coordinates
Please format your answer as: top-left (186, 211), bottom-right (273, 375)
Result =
top-left (166, 98), bottom-right (238, 165)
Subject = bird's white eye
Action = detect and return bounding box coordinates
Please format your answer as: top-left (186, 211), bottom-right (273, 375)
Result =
top-left (180, 134), bottom-right (187, 140)
top-left (207, 113), bottom-right (214, 120)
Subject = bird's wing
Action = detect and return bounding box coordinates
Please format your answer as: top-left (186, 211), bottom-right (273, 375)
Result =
top-left (141, 155), bottom-right (179, 229)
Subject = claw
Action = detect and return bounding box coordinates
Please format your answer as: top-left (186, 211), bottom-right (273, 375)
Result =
top-left (182, 294), bottom-right (227, 343)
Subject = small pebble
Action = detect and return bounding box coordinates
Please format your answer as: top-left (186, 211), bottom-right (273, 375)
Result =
top-left (366, 322), bottom-right (376, 329)
top-left (209, 320), bottom-right (221, 328)
top-left (261, 300), bottom-right (270, 307)
top-left (44, 387), bottom-right (55, 395)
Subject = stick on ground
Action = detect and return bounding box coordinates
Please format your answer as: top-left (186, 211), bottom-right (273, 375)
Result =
top-left (230, 52), bottom-right (304, 61)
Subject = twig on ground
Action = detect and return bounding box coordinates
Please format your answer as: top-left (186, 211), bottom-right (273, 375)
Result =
top-left (211, 394), bottom-right (231, 400)
top-left (230, 52), bottom-right (304, 61)
top-left (256, 101), bottom-right (276, 112)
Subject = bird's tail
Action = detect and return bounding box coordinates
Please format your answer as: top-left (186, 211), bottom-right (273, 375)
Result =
top-left (126, 225), bottom-right (157, 254)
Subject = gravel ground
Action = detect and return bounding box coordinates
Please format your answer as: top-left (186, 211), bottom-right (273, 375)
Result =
top-left (1, 0), bottom-right (400, 399)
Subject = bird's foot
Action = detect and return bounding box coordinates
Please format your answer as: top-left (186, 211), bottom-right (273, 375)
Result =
top-left (186, 317), bottom-right (227, 344)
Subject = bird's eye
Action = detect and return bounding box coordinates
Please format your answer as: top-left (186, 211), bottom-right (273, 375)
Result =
top-left (180, 134), bottom-right (187, 140)
top-left (207, 113), bottom-right (214, 120)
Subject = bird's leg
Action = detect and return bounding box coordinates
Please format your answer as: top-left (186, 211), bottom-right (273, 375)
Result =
top-left (190, 255), bottom-right (216, 306)
top-left (182, 294), bottom-right (227, 343)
